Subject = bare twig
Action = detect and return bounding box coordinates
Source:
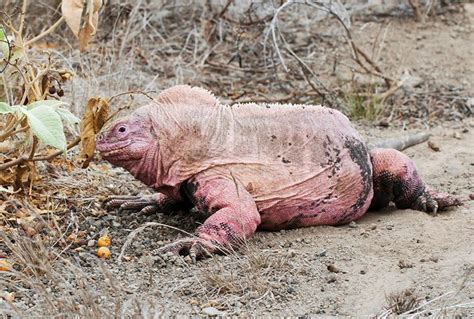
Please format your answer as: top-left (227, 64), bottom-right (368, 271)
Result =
top-left (25, 16), bottom-right (65, 47)
top-left (0, 136), bottom-right (80, 170)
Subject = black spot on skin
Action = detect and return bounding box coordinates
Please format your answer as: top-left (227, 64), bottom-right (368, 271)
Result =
top-left (271, 135), bottom-right (277, 141)
top-left (181, 181), bottom-right (199, 202)
top-left (277, 155), bottom-right (281, 158)
top-left (339, 137), bottom-right (373, 224)
top-left (282, 157), bottom-right (291, 164)
top-left (288, 142), bottom-right (292, 146)
top-left (266, 105), bottom-right (271, 109)
top-left (370, 169), bottom-right (425, 210)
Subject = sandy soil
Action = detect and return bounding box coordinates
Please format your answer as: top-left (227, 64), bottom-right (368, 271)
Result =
top-left (1, 4), bottom-right (473, 318)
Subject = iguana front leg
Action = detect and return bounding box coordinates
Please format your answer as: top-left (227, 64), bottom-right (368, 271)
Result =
top-left (153, 173), bottom-right (261, 260)
top-left (104, 193), bottom-right (182, 214)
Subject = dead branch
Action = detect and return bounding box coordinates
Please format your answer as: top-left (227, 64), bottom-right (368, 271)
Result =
top-left (0, 137), bottom-right (80, 171)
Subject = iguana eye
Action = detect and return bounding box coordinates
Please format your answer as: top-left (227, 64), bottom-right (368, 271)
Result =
top-left (118, 126), bottom-right (126, 133)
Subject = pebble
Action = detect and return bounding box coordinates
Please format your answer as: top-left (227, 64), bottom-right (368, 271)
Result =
top-left (348, 221), bottom-right (358, 228)
top-left (327, 264), bottom-right (342, 273)
top-left (327, 275), bottom-right (337, 283)
top-left (201, 307), bottom-right (224, 317)
top-left (112, 221), bottom-right (121, 228)
top-left (87, 239), bottom-right (96, 247)
top-left (469, 193), bottom-right (474, 200)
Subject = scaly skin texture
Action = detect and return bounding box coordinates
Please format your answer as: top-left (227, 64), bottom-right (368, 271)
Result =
top-left (97, 85), bottom-right (461, 259)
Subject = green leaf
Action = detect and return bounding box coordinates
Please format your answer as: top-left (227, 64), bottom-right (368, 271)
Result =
top-left (28, 100), bottom-right (69, 110)
top-left (21, 104), bottom-right (66, 151)
top-left (29, 100), bottom-right (80, 135)
top-left (0, 101), bottom-right (14, 114)
top-left (56, 107), bottom-right (80, 134)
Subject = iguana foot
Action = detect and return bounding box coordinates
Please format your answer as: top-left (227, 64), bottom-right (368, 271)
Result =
top-left (411, 192), bottom-right (439, 215)
top-left (370, 148), bottom-right (463, 215)
top-left (152, 238), bottom-right (217, 262)
top-left (412, 189), bottom-right (462, 215)
top-left (103, 194), bottom-right (167, 214)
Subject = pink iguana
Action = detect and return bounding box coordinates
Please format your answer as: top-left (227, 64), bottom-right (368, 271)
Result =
top-left (96, 85), bottom-right (461, 259)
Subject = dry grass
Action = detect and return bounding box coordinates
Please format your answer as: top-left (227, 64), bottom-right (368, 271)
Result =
top-left (0, 230), bottom-right (168, 318)
top-left (385, 288), bottom-right (421, 315)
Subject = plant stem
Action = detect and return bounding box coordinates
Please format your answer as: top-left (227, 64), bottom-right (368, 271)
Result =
top-left (25, 16), bottom-right (65, 47)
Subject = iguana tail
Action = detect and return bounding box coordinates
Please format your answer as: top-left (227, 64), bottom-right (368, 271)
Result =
top-left (368, 132), bottom-right (430, 151)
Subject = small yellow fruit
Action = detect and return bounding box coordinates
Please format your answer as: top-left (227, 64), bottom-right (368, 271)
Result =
top-left (0, 260), bottom-right (12, 271)
top-left (97, 247), bottom-right (111, 259)
top-left (97, 234), bottom-right (111, 247)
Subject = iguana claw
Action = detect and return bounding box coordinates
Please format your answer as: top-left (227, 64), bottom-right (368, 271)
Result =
top-left (103, 195), bottom-right (161, 214)
top-left (412, 193), bottom-right (438, 215)
top-left (152, 238), bottom-right (216, 262)
top-left (411, 189), bottom-right (462, 216)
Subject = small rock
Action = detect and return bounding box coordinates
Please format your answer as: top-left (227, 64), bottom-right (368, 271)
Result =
top-left (429, 256), bottom-right (439, 263)
top-left (369, 224), bottom-right (377, 230)
top-left (401, 70), bottom-right (423, 90)
top-left (327, 275), bottom-right (337, 283)
top-left (201, 307), bottom-right (224, 317)
top-left (87, 239), bottom-right (96, 247)
top-left (386, 224), bottom-right (394, 230)
top-left (360, 270), bottom-right (366, 275)
top-left (453, 132), bottom-right (461, 139)
top-left (469, 193), bottom-right (474, 200)
top-left (317, 250), bottom-right (327, 257)
top-left (348, 221), bottom-right (358, 228)
top-left (428, 141), bottom-right (440, 152)
top-left (327, 264), bottom-right (342, 273)
top-left (398, 259), bottom-right (414, 269)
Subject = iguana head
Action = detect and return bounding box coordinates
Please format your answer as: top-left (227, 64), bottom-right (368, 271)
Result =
top-left (96, 111), bottom-right (156, 169)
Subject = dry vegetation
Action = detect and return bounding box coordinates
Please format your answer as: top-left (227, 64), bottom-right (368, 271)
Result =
top-left (1, 0), bottom-right (473, 317)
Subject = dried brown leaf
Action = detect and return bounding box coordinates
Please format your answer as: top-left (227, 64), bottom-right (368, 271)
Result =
top-left (78, 0), bottom-right (102, 52)
top-left (79, 97), bottom-right (109, 168)
top-left (61, 0), bottom-right (84, 37)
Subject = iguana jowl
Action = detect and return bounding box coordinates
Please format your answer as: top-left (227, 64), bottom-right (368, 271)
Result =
top-left (96, 85), bottom-right (461, 258)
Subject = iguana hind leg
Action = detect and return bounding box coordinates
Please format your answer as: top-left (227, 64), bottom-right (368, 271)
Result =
top-left (369, 148), bottom-right (462, 214)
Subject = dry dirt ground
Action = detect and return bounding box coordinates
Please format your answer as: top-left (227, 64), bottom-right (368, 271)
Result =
top-left (1, 4), bottom-right (474, 318)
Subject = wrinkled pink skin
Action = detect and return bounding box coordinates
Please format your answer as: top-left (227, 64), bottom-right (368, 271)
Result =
top-left (97, 85), bottom-right (460, 256)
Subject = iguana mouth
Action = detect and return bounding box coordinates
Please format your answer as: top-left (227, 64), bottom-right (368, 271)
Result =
top-left (97, 140), bottom-right (132, 157)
